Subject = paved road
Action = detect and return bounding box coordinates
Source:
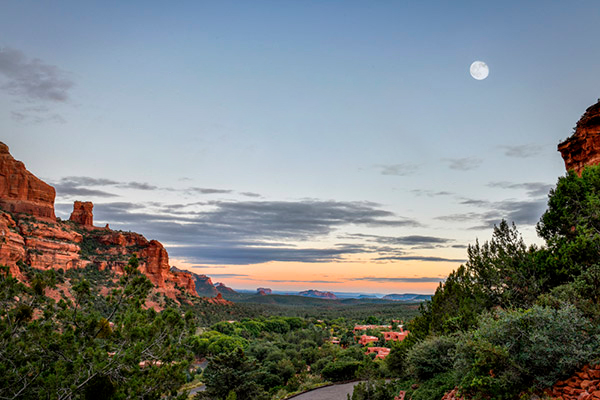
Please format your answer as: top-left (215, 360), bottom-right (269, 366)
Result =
top-left (290, 381), bottom-right (363, 400)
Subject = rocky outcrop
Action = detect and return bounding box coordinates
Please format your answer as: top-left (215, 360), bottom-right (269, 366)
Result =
top-left (173, 267), bottom-right (219, 297)
top-left (257, 287), bottom-right (272, 295)
top-left (440, 388), bottom-right (463, 400)
top-left (0, 142), bottom-right (56, 220)
top-left (547, 364), bottom-right (600, 399)
top-left (69, 201), bottom-right (94, 227)
top-left (215, 282), bottom-right (237, 296)
top-left (204, 293), bottom-right (233, 305)
top-left (0, 212), bottom-right (25, 279)
top-left (559, 100), bottom-right (600, 175)
top-left (298, 289), bottom-right (337, 300)
top-left (0, 141), bottom-right (198, 303)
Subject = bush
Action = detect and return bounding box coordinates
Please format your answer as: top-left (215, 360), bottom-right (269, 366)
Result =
top-left (406, 335), bottom-right (457, 381)
top-left (321, 360), bottom-right (361, 382)
top-left (455, 304), bottom-right (599, 399)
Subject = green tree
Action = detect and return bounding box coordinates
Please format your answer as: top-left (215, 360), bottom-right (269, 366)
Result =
top-left (196, 348), bottom-right (268, 400)
top-left (0, 256), bottom-right (194, 400)
top-left (538, 166), bottom-right (600, 280)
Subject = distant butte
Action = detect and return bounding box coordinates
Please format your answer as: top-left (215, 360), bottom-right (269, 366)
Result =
top-left (559, 99), bottom-right (600, 174)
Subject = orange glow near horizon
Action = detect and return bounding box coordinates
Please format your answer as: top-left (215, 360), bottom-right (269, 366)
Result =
top-left (169, 253), bottom-right (462, 294)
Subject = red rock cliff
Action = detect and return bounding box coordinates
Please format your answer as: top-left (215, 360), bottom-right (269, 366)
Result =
top-left (0, 142), bottom-right (198, 302)
top-left (0, 142), bottom-right (56, 220)
top-left (69, 201), bottom-right (94, 227)
top-left (559, 100), bottom-right (600, 174)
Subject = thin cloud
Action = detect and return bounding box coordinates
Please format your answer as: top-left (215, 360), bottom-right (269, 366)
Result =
top-left (500, 144), bottom-right (542, 158)
top-left (351, 276), bottom-right (446, 283)
top-left (377, 163), bottom-right (419, 176)
top-left (187, 187), bottom-right (232, 195)
top-left (375, 255), bottom-right (466, 262)
top-left (53, 179), bottom-right (119, 198)
top-left (411, 189), bottom-right (454, 197)
top-left (487, 181), bottom-right (553, 198)
top-left (203, 273), bottom-right (250, 278)
top-left (119, 182), bottom-right (158, 190)
top-left (445, 157), bottom-right (483, 171)
top-left (169, 245), bottom-right (367, 265)
top-left (11, 109), bottom-right (66, 124)
top-left (239, 192), bottom-right (262, 198)
top-left (436, 197), bottom-right (546, 230)
top-left (346, 233), bottom-right (453, 247)
top-left (0, 47), bottom-right (74, 102)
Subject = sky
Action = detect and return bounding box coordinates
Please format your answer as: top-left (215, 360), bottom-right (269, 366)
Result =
top-left (1, 1), bottom-right (599, 294)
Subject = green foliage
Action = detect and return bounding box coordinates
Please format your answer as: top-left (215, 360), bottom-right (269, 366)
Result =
top-left (455, 305), bottom-right (598, 399)
top-left (321, 360), bottom-right (362, 382)
top-left (406, 335), bottom-right (457, 381)
top-left (404, 371), bottom-right (457, 400)
top-left (196, 348), bottom-right (268, 400)
top-left (349, 379), bottom-right (399, 400)
top-left (0, 257), bottom-right (194, 400)
top-left (538, 166), bottom-right (600, 280)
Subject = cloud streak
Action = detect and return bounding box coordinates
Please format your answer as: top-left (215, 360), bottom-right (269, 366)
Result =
top-left (500, 144), bottom-right (542, 158)
top-left (487, 181), bottom-right (553, 198)
top-left (375, 255), bottom-right (466, 262)
top-left (0, 47), bottom-right (74, 102)
top-left (436, 197), bottom-right (547, 230)
top-left (351, 276), bottom-right (446, 283)
top-left (377, 163), bottom-right (419, 176)
top-left (444, 157), bottom-right (482, 171)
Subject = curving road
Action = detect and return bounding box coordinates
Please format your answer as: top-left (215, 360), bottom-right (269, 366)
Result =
top-left (289, 381), bottom-right (363, 400)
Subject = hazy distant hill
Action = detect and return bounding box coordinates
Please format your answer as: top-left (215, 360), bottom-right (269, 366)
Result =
top-left (383, 293), bottom-right (431, 302)
top-left (298, 289), bottom-right (337, 299)
top-left (232, 293), bottom-right (408, 307)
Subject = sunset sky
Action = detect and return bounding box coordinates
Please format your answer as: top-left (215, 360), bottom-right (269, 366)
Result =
top-left (2, 1), bottom-right (600, 294)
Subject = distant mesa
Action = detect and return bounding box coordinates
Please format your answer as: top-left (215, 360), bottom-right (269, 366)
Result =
top-left (559, 99), bottom-right (600, 175)
top-left (383, 293), bottom-right (432, 302)
top-left (256, 287), bottom-right (272, 295)
top-left (298, 289), bottom-right (337, 300)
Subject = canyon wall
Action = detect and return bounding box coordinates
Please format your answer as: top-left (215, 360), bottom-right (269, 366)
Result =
top-left (0, 142), bottom-right (197, 301)
top-left (559, 100), bottom-right (600, 174)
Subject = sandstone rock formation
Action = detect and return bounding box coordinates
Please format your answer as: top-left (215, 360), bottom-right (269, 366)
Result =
top-left (0, 142), bottom-right (198, 304)
top-left (559, 100), bottom-right (600, 174)
top-left (257, 287), bottom-right (272, 295)
top-left (204, 292), bottom-right (233, 305)
top-left (440, 388), bottom-right (463, 400)
top-left (215, 282), bottom-right (237, 296)
top-left (0, 142), bottom-right (56, 220)
top-left (69, 201), bottom-right (94, 227)
top-left (172, 267), bottom-right (219, 297)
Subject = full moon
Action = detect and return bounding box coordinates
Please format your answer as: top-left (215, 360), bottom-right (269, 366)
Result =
top-left (470, 61), bottom-right (489, 80)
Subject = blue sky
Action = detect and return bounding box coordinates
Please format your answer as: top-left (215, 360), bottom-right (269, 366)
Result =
top-left (1, 1), bottom-right (599, 293)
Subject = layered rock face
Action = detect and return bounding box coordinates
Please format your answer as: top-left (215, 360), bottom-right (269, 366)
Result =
top-left (173, 267), bottom-right (219, 297)
top-left (0, 142), bottom-right (56, 220)
top-left (69, 201), bottom-right (94, 227)
top-left (0, 141), bottom-right (198, 302)
top-left (559, 100), bottom-right (600, 174)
